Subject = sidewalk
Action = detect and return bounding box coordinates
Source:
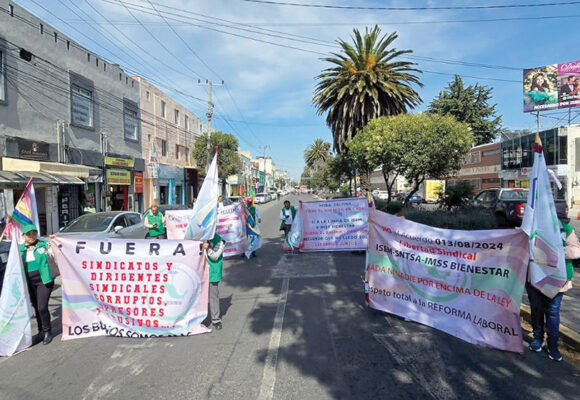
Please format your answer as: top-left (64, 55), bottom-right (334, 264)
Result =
top-left (520, 268), bottom-right (580, 352)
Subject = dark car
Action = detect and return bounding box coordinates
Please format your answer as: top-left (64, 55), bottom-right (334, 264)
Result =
top-left (409, 194), bottom-right (424, 204)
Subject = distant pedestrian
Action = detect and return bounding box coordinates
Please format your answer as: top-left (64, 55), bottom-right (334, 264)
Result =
top-left (20, 224), bottom-right (54, 345)
top-left (279, 200), bottom-right (296, 239)
top-left (244, 197), bottom-right (262, 258)
top-left (144, 204), bottom-right (166, 239)
top-left (526, 211), bottom-right (579, 361)
top-left (203, 233), bottom-right (226, 330)
top-left (218, 195), bottom-right (225, 208)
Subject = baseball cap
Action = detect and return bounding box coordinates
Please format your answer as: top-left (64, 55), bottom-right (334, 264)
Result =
top-left (22, 224), bottom-right (38, 234)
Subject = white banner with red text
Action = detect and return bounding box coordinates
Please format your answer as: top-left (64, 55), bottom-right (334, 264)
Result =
top-left (52, 238), bottom-right (210, 340)
top-left (166, 204), bottom-right (247, 257)
top-left (366, 209), bottom-right (529, 353)
top-left (300, 198), bottom-right (369, 252)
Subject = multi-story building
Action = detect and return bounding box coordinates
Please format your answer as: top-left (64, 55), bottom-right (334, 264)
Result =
top-left (447, 142), bottom-right (501, 192)
top-left (134, 77), bottom-right (200, 209)
top-left (227, 150), bottom-right (251, 197)
top-left (0, 1), bottom-right (144, 233)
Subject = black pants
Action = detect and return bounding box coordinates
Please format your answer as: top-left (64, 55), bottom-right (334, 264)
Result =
top-left (26, 271), bottom-right (54, 332)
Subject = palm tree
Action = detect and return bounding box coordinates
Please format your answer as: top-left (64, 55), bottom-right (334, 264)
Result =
top-left (304, 139), bottom-right (332, 172)
top-left (313, 25), bottom-right (423, 153)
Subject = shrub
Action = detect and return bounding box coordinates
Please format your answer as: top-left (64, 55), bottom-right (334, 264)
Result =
top-left (375, 200), bottom-right (403, 215)
top-left (439, 181), bottom-right (474, 210)
top-left (398, 206), bottom-right (496, 230)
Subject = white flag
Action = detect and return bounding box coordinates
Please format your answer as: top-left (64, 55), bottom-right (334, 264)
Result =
top-left (185, 152), bottom-right (219, 240)
top-left (0, 239), bottom-right (34, 356)
top-left (521, 133), bottom-right (567, 298)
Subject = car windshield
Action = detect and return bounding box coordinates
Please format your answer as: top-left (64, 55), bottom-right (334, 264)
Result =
top-left (500, 190), bottom-right (528, 200)
top-left (61, 214), bottom-right (114, 232)
top-left (256, 194), bottom-right (265, 198)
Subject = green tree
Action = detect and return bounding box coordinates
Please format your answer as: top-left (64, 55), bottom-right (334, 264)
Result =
top-left (348, 114), bottom-right (473, 203)
top-left (304, 139), bottom-right (332, 172)
top-left (428, 75), bottom-right (501, 145)
top-left (193, 131), bottom-right (242, 193)
top-left (313, 25), bottom-right (423, 153)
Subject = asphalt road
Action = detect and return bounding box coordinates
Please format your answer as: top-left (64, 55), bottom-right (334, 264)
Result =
top-left (0, 194), bottom-right (579, 400)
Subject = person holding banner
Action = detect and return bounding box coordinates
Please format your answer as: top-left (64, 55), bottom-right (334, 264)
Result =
top-left (144, 204), bottom-right (166, 239)
top-left (279, 200), bottom-right (296, 239)
top-left (203, 233), bottom-right (226, 330)
top-left (244, 198), bottom-right (262, 258)
top-left (526, 212), bottom-right (579, 361)
top-left (19, 224), bottom-right (54, 345)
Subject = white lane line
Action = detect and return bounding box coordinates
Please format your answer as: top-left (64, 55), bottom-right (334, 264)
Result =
top-left (257, 277), bottom-right (290, 400)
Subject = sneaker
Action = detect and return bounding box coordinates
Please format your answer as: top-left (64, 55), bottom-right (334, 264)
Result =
top-left (213, 322), bottom-right (222, 330)
top-left (529, 338), bottom-right (543, 352)
top-left (548, 349), bottom-right (563, 361)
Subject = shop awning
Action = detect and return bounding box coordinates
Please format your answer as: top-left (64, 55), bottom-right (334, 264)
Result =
top-left (2, 157), bottom-right (91, 178)
top-left (0, 171), bottom-right (85, 188)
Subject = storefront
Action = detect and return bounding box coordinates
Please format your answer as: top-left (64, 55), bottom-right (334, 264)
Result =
top-left (104, 156), bottom-right (134, 211)
top-left (158, 164), bottom-right (185, 205)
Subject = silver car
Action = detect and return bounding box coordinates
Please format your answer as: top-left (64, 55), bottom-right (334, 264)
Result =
top-left (55, 211), bottom-right (148, 239)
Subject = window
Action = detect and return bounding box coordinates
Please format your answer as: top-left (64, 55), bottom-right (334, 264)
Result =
top-left (124, 108), bottom-right (139, 141)
top-left (54, 32), bottom-right (58, 43)
top-left (39, 24), bottom-right (43, 35)
top-left (161, 140), bottom-right (167, 156)
top-left (103, 62), bottom-right (106, 72)
top-left (9, 4), bottom-right (14, 16)
top-left (0, 49), bottom-right (5, 102)
top-left (465, 151), bottom-right (481, 165)
top-left (146, 91), bottom-right (150, 101)
top-left (161, 100), bottom-right (166, 118)
top-left (175, 145), bottom-right (180, 159)
top-left (127, 213), bottom-right (141, 226)
top-left (174, 109), bottom-right (179, 125)
top-left (71, 84), bottom-right (93, 127)
top-left (185, 115), bottom-right (189, 131)
top-left (87, 53), bottom-right (91, 62)
top-left (119, 72), bottom-right (122, 80)
top-left (67, 40), bottom-right (70, 50)
top-left (185, 147), bottom-right (189, 162)
top-left (96, 58), bottom-right (99, 67)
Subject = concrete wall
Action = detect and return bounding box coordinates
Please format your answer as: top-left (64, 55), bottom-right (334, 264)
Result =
top-left (0, 1), bottom-right (142, 165)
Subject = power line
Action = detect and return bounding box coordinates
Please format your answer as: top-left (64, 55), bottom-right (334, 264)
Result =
top-left (237, 0), bottom-right (580, 11)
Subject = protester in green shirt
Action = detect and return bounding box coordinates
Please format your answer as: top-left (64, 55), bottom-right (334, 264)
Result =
top-left (203, 233), bottom-right (226, 330)
top-left (144, 204), bottom-right (166, 239)
top-left (19, 224), bottom-right (54, 345)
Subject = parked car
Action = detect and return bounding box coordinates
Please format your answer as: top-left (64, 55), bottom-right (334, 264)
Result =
top-left (409, 194), bottom-right (424, 204)
top-left (471, 188), bottom-right (568, 227)
top-left (373, 190), bottom-right (389, 200)
top-left (55, 211), bottom-right (148, 239)
top-left (255, 193), bottom-right (267, 204)
top-left (227, 196), bottom-right (243, 204)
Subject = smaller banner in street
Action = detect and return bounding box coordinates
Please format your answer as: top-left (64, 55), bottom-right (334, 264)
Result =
top-left (367, 209), bottom-right (529, 353)
top-left (0, 239), bottom-right (34, 356)
top-left (300, 198), bottom-right (369, 252)
top-left (167, 205), bottom-right (248, 257)
top-left (52, 238), bottom-right (210, 340)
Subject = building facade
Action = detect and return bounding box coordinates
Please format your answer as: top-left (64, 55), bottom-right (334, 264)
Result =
top-left (0, 1), bottom-right (144, 233)
top-left (448, 142), bottom-right (501, 192)
top-left (134, 77), bottom-right (200, 209)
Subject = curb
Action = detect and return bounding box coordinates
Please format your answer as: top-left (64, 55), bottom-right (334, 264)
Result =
top-left (520, 304), bottom-right (580, 352)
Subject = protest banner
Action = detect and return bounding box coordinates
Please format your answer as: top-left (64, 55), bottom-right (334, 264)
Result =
top-left (52, 238), bottom-right (210, 340)
top-left (167, 205), bottom-right (247, 257)
top-left (300, 198), bottom-right (368, 252)
top-left (0, 239), bottom-right (33, 356)
top-left (366, 208), bottom-right (529, 353)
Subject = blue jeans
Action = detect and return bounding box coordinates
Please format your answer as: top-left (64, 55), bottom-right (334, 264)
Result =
top-left (525, 282), bottom-right (563, 351)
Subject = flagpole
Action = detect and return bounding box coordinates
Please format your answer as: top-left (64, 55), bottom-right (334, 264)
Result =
top-left (536, 111), bottom-right (540, 134)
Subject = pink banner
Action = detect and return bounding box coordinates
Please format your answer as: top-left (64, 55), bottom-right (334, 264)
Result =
top-left (366, 209), bottom-right (529, 353)
top-left (52, 238), bottom-right (210, 340)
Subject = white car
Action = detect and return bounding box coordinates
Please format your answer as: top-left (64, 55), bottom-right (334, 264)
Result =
top-left (255, 193), bottom-right (267, 204)
top-left (374, 191), bottom-right (389, 200)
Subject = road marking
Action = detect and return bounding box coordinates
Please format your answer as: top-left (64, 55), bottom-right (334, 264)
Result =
top-left (257, 277), bottom-right (289, 400)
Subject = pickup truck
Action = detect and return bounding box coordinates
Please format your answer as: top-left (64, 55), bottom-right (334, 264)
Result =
top-left (471, 188), bottom-right (568, 228)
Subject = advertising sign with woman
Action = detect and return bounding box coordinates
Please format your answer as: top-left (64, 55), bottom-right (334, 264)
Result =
top-left (523, 65), bottom-right (559, 112)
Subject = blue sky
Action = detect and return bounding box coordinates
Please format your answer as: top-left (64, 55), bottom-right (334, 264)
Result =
top-left (15, 0), bottom-right (580, 179)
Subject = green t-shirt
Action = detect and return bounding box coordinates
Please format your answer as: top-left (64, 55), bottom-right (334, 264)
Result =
top-left (208, 234), bottom-right (225, 283)
top-left (561, 222), bottom-right (575, 281)
top-left (19, 240), bottom-right (53, 284)
top-left (146, 212), bottom-right (166, 237)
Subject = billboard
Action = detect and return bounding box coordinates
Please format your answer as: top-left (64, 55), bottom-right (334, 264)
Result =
top-left (524, 60), bottom-right (580, 112)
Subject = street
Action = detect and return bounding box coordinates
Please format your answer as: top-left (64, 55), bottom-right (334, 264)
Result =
top-left (1, 194), bottom-right (579, 400)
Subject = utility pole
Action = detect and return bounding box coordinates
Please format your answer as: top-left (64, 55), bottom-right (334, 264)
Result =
top-left (198, 79), bottom-right (224, 173)
top-left (258, 145), bottom-right (270, 193)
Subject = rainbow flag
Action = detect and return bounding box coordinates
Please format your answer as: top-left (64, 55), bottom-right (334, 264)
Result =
top-left (521, 133), bottom-right (567, 298)
top-left (1, 178), bottom-right (40, 241)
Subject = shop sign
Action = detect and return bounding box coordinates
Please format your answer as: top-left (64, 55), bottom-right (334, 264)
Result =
top-left (104, 156), bottom-right (134, 168)
top-left (18, 140), bottom-right (50, 161)
top-left (158, 164), bottom-right (184, 182)
top-left (134, 172), bottom-right (144, 193)
top-left (148, 162), bottom-right (159, 179)
top-left (106, 169), bottom-right (131, 185)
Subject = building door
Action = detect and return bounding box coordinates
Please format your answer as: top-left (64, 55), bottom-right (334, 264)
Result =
top-left (111, 186), bottom-right (128, 211)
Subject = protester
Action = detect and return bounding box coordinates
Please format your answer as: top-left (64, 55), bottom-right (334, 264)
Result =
top-left (218, 195), bottom-right (225, 208)
top-left (19, 224), bottom-right (54, 345)
top-left (244, 197), bottom-right (262, 258)
top-left (203, 233), bottom-right (226, 330)
top-left (526, 211), bottom-right (579, 361)
top-left (144, 204), bottom-right (166, 239)
top-left (279, 200), bottom-right (296, 238)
